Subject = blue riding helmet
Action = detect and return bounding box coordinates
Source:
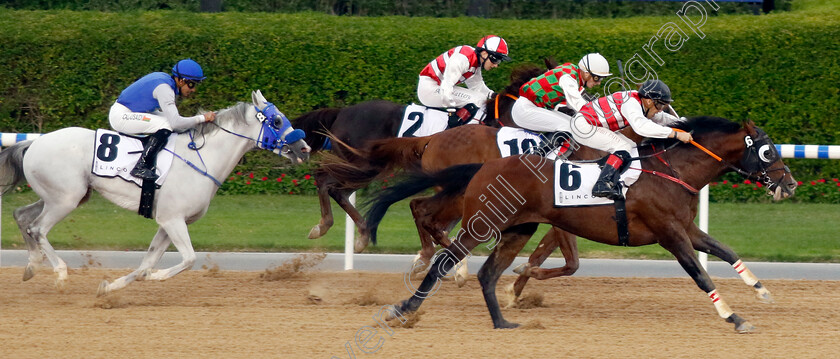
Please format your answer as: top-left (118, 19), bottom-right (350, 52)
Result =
top-left (172, 59), bottom-right (206, 81)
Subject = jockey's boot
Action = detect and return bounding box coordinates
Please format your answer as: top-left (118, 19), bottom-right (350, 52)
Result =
top-left (536, 131), bottom-right (574, 157)
top-left (592, 150), bottom-right (632, 200)
top-left (448, 103), bottom-right (479, 128)
top-left (131, 129), bottom-right (172, 180)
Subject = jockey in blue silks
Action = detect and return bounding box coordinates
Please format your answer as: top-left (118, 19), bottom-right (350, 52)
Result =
top-left (108, 59), bottom-right (216, 180)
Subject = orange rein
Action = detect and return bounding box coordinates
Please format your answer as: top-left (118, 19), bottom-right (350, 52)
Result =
top-left (493, 93), bottom-right (519, 126)
top-left (673, 128), bottom-right (722, 161)
top-left (634, 128), bottom-right (729, 194)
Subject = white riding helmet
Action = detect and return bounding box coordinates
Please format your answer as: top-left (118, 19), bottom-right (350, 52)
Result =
top-left (578, 53), bottom-right (612, 77)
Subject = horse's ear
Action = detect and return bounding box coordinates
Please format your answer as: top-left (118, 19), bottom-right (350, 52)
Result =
top-left (252, 90), bottom-right (269, 110)
top-left (743, 118), bottom-right (757, 132)
top-left (251, 91), bottom-right (259, 107)
top-left (543, 56), bottom-right (558, 69)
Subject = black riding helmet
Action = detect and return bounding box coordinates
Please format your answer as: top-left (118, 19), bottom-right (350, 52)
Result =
top-left (638, 79), bottom-right (673, 103)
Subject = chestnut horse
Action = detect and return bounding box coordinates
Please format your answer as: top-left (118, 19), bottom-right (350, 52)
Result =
top-left (292, 62), bottom-right (554, 250)
top-left (368, 117), bottom-right (797, 332)
top-left (324, 124), bottom-right (594, 289)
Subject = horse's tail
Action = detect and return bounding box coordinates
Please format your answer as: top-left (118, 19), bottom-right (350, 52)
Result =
top-left (291, 107), bottom-right (342, 153)
top-left (365, 163), bottom-right (484, 245)
top-left (0, 140), bottom-right (32, 195)
top-left (319, 134), bottom-right (432, 190)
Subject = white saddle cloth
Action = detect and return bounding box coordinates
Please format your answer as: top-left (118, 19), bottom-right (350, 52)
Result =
top-left (495, 127), bottom-right (545, 157)
top-left (397, 104), bottom-right (451, 138)
top-left (91, 129), bottom-right (176, 187)
top-left (553, 147), bottom-right (642, 207)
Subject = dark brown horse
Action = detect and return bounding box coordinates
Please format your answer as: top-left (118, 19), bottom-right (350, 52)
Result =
top-left (339, 124), bottom-right (644, 295)
top-left (367, 117), bottom-right (797, 332)
top-left (292, 62), bottom-right (553, 250)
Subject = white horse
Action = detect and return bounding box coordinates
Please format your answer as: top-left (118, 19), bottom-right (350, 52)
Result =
top-left (0, 90), bottom-right (310, 296)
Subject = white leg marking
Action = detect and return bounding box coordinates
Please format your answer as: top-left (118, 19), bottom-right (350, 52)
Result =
top-left (708, 289), bottom-right (734, 319)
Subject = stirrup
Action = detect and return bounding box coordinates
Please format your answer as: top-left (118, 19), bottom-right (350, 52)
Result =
top-left (592, 181), bottom-right (622, 200)
top-left (131, 166), bottom-right (159, 180)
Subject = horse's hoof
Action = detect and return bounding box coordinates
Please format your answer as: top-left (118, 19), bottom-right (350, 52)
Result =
top-left (137, 268), bottom-right (152, 281)
top-left (455, 273), bottom-right (467, 288)
top-left (755, 288), bottom-right (774, 304)
top-left (409, 260), bottom-right (430, 277)
top-left (22, 264), bottom-right (37, 281)
top-left (735, 321), bottom-right (757, 334)
top-left (97, 280), bottom-right (110, 297)
top-left (307, 225), bottom-right (325, 239)
top-left (354, 236), bottom-right (370, 253)
top-left (54, 278), bottom-right (67, 293)
top-left (512, 263), bottom-right (531, 276)
top-left (495, 320), bottom-right (520, 329)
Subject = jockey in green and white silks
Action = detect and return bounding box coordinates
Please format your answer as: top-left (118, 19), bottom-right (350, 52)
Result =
top-left (108, 58), bottom-right (216, 180)
top-left (417, 35), bottom-right (511, 125)
top-left (511, 53), bottom-right (611, 133)
top-left (574, 79), bottom-right (693, 199)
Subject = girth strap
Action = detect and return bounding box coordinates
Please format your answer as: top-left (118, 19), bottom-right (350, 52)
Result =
top-left (138, 178), bottom-right (156, 219)
top-left (614, 198), bottom-right (630, 246)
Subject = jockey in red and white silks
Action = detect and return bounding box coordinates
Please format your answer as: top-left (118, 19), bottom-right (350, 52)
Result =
top-left (417, 35), bottom-right (511, 122)
top-left (511, 53), bottom-right (611, 133)
top-left (572, 90), bottom-right (680, 154)
top-left (577, 79), bottom-right (694, 199)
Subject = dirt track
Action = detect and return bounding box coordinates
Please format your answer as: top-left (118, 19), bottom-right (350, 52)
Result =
top-left (1, 266), bottom-right (839, 358)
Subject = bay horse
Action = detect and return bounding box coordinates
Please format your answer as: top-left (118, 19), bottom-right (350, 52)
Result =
top-left (0, 90), bottom-right (310, 295)
top-left (291, 61), bottom-right (555, 250)
top-left (367, 117), bottom-right (797, 332)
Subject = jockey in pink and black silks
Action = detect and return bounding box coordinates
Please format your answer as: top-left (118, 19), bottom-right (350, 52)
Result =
top-left (417, 35), bottom-right (511, 125)
top-left (108, 58), bottom-right (216, 180)
top-left (571, 79), bottom-right (694, 200)
top-left (511, 53), bottom-right (611, 133)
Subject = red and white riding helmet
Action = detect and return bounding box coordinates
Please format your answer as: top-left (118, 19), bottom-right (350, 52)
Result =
top-left (476, 35), bottom-right (511, 63)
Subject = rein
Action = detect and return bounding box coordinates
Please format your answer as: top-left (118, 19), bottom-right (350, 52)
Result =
top-left (163, 129), bottom-right (225, 187)
top-left (208, 120), bottom-right (261, 143)
top-left (631, 129), bottom-right (789, 195)
top-left (677, 129), bottom-right (786, 182)
top-left (627, 139), bottom-right (721, 195)
top-left (168, 105), bottom-right (292, 187)
top-left (491, 93), bottom-right (519, 126)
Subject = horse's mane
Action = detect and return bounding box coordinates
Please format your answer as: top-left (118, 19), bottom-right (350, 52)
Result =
top-left (672, 116), bottom-right (742, 137)
top-left (645, 116), bottom-right (743, 149)
top-left (194, 102), bottom-right (250, 136)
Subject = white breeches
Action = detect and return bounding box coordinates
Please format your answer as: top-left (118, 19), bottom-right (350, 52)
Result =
top-left (570, 113), bottom-right (634, 153)
top-left (109, 102), bottom-right (173, 135)
top-left (417, 76), bottom-right (487, 109)
top-left (510, 97), bottom-right (573, 133)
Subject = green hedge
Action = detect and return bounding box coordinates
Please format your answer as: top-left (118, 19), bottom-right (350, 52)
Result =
top-left (0, 6), bottom-right (838, 183)
top-left (1, 0), bottom-right (781, 18)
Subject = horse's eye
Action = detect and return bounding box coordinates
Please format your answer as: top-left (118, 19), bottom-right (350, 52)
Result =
top-left (758, 144), bottom-right (774, 162)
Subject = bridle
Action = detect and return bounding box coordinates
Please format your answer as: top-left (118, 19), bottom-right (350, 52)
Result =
top-left (632, 128), bottom-right (791, 194)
